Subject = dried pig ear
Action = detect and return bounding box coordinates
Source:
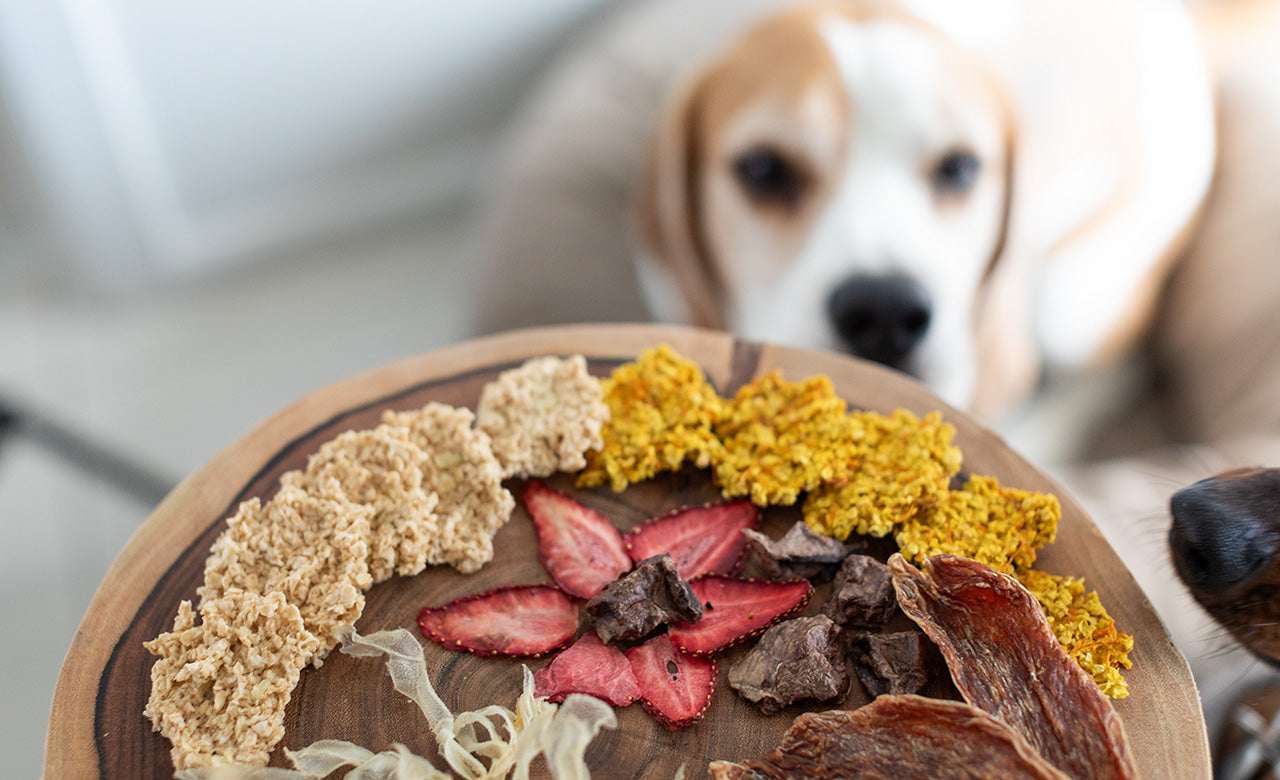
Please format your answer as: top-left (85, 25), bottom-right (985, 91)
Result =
top-left (889, 554), bottom-right (1138, 780)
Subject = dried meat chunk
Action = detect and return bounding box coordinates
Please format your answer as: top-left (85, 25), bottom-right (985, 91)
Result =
top-left (708, 695), bottom-right (1070, 780)
top-left (586, 554), bottom-right (702, 644)
top-left (476, 354), bottom-right (609, 479)
top-left (823, 554), bottom-right (898, 630)
top-left (848, 630), bottom-right (938, 697)
top-left (743, 521), bottom-right (859, 582)
top-left (727, 615), bottom-right (848, 715)
top-left (889, 554), bottom-right (1138, 780)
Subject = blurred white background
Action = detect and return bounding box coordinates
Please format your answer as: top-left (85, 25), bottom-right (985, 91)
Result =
top-left (0, 1), bottom-right (623, 775)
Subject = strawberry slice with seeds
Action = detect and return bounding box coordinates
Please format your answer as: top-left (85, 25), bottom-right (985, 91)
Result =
top-left (668, 576), bottom-right (813, 655)
top-left (626, 634), bottom-right (718, 730)
top-left (525, 482), bottom-right (631, 598)
top-left (624, 501), bottom-right (760, 579)
top-left (417, 584), bottom-right (579, 658)
top-left (533, 632), bottom-right (641, 706)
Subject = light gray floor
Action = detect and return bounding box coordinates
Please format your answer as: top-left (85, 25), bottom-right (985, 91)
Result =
top-left (1, 209), bottom-right (477, 778)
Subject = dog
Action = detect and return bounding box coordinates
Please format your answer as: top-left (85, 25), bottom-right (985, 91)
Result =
top-left (471, 0), bottom-right (1280, 750)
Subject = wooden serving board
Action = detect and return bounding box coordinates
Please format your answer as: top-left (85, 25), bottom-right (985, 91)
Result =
top-left (44, 324), bottom-right (1210, 778)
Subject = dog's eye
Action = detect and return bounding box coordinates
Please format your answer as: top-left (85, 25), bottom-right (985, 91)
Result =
top-left (932, 150), bottom-right (981, 194)
top-left (733, 148), bottom-right (805, 208)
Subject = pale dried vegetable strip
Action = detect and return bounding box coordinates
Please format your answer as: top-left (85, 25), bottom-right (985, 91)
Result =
top-left (1017, 569), bottom-right (1134, 698)
top-left (577, 344), bottom-right (726, 491)
top-left (476, 355), bottom-right (610, 479)
top-left (890, 554), bottom-right (1138, 780)
top-left (803, 409), bottom-right (961, 538)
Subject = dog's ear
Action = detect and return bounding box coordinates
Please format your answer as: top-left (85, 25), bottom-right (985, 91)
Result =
top-left (632, 70), bottom-right (727, 329)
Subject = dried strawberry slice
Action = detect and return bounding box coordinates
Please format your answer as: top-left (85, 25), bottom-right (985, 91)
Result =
top-left (669, 576), bottom-right (813, 655)
top-left (417, 584), bottom-right (579, 658)
top-left (626, 634), bottom-right (718, 729)
top-left (625, 501), bottom-right (760, 579)
top-left (533, 632), bottom-right (641, 706)
top-left (524, 482), bottom-right (632, 599)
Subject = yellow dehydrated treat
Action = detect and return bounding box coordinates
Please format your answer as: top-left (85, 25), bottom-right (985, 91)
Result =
top-left (200, 486), bottom-right (373, 664)
top-left (894, 475), bottom-right (1059, 574)
top-left (577, 344), bottom-right (726, 491)
top-left (476, 354), bottom-right (610, 479)
top-left (1018, 568), bottom-right (1134, 698)
top-left (383, 402), bottom-right (515, 574)
top-left (282, 425), bottom-right (441, 582)
top-left (804, 409), bottom-right (962, 539)
top-left (713, 371), bottom-right (859, 506)
top-left (143, 589), bottom-right (319, 769)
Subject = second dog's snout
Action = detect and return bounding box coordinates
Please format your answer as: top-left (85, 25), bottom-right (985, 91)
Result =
top-left (827, 274), bottom-right (932, 369)
top-left (1169, 472), bottom-right (1280, 595)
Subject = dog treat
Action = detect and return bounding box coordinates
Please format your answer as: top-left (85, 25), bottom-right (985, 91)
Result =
top-left (714, 371), bottom-right (858, 506)
top-left (727, 614), bottom-right (849, 715)
top-left (382, 402), bottom-right (515, 574)
top-left (585, 554), bottom-right (703, 644)
top-left (533, 632), bottom-right (642, 706)
top-left (895, 475), bottom-right (1059, 575)
top-left (577, 344), bottom-right (726, 491)
top-left (626, 634), bottom-right (719, 730)
top-left (708, 696), bottom-right (1071, 780)
top-left (281, 425), bottom-right (440, 582)
top-left (417, 584), bottom-right (579, 658)
top-left (823, 554), bottom-right (899, 630)
top-left (624, 501), bottom-right (759, 579)
top-left (199, 485), bottom-right (373, 664)
top-left (743, 521), bottom-right (859, 582)
top-left (524, 481), bottom-right (632, 599)
top-left (890, 554), bottom-right (1138, 780)
top-left (668, 576), bottom-right (813, 656)
top-left (1016, 569), bottom-right (1134, 699)
top-left (849, 630), bottom-right (937, 698)
top-left (476, 354), bottom-right (609, 479)
top-left (143, 590), bottom-right (318, 770)
top-left (803, 409), bottom-right (961, 539)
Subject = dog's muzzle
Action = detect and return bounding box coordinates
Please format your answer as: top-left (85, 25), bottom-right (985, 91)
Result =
top-left (826, 273), bottom-right (932, 371)
top-left (1168, 469), bottom-right (1280, 597)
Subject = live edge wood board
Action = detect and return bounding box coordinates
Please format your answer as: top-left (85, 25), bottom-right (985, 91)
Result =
top-left (44, 324), bottom-right (1211, 779)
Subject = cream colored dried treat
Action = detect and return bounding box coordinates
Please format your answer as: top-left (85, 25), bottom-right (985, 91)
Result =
top-left (199, 485), bottom-right (373, 663)
top-left (476, 355), bottom-right (609, 479)
top-left (382, 403), bottom-right (515, 574)
top-left (143, 589), bottom-right (319, 770)
top-left (282, 425), bottom-right (441, 582)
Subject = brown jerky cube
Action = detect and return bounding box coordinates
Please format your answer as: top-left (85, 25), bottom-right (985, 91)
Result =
top-left (728, 614), bottom-right (848, 715)
top-left (824, 554), bottom-right (898, 629)
top-left (743, 521), bottom-right (860, 582)
top-left (586, 554), bottom-right (702, 644)
top-left (850, 630), bottom-right (937, 697)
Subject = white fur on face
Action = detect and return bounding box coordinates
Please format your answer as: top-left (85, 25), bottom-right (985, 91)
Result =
top-left (702, 17), bottom-right (1008, 410)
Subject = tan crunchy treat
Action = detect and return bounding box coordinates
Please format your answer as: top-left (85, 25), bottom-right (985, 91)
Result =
top-left (383, 402), bottom-right (515, 574)
top-left (804, 409), bottom-right (962, 539)
top-left (143, 589), bottom-right (319, 770)
top-left (476, 355), bottom-right (609, 479)
top-left (282, 425), bottom-right (441, 581)
top-left (199, 485), bottom-right (373, 663)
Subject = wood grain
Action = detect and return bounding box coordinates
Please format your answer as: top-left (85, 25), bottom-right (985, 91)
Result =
top-left (43, 324), bottom-right (1210, 778)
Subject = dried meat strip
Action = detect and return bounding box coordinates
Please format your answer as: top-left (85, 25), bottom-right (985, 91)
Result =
top-left (708, 694), bottom-right (1070, 780)
top-left (889, 554), bottom-right (1138, 780)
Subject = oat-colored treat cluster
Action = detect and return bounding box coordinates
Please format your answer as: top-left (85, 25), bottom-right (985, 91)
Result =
top-left (477, 354), bottom-right (609, 480)
top-left (714, 372), bottom-right (860, 506)
top-left (142, 590), bottom-right (319, 770)
top-left (148, 356), bottom-right (608, 769)
top-left (578, 344), bottom-right (726, 491)
top-left (1017, 568), bottom-right (1134, 698)
top-left (804, 410), bottom-right (962, 539)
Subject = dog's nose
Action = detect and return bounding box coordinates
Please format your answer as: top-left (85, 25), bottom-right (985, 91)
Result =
top-left (826, 274), bottom-right (932, 369)
top-left (1169, 472), bottom-right (1280, 595)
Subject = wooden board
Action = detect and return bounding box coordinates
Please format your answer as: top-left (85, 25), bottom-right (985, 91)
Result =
top-left (43, 324), bottom-right (1210, 778)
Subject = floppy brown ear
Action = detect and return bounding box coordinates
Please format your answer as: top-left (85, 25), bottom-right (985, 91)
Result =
top-left (632, 70), bottom-right (726, 330)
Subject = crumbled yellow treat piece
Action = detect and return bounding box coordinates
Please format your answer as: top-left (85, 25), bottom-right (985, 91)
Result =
top-left (577, 344), bottom-right (726, 491)
top-left (383, 402), bottom-right (515, 574)
top-left (712, 372), bottom-right (859, 506)
top-left (200, 486), bottom-right (373, 664)
top-left (282, 424), bottom-right (441, 582)
top-left (894, 475), bottom-right (1059, 574)
top-left (1018, 568), bottom-right (1134, 698)
top-left (143, 589), bottom-right (319, 770)
top-left (476, 355), bottom-right (610, 479)
top-left (803, 409), bottom-right (962, 538)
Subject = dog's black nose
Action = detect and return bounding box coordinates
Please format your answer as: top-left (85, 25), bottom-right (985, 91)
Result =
top-left (1169, 470), bottom-right (1280, 595)
top-left (826, 273), bottom-right (932, 369)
